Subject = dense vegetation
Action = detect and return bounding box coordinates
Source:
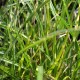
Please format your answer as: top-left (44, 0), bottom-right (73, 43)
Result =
top-left (0, 0), bottom-right (80, 80)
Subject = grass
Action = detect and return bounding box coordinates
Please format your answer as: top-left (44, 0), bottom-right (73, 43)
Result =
top-left (0, 0), bottom-right (80, 80)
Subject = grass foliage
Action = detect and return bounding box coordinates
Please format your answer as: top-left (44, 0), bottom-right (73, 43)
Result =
top-left (0, 0), bottom-right (80, 80)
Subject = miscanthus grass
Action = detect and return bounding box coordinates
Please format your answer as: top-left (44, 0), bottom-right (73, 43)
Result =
top-left (0, 0), bottom-right (80, 80)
